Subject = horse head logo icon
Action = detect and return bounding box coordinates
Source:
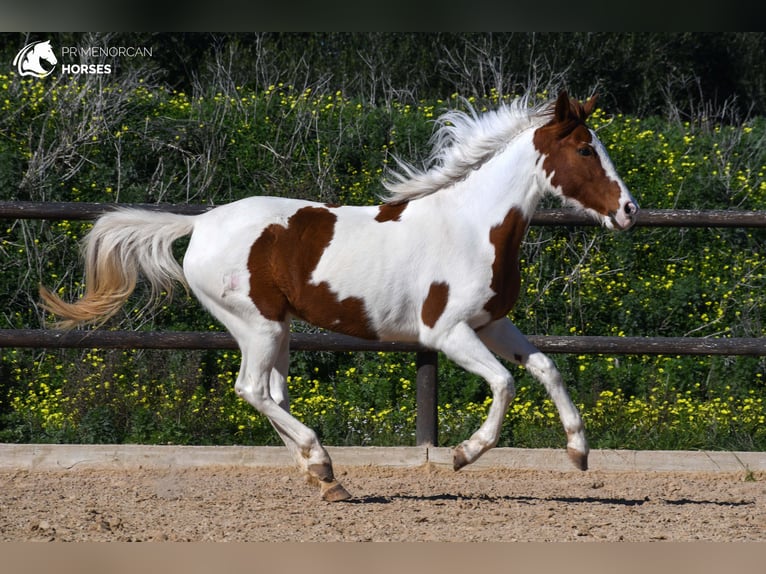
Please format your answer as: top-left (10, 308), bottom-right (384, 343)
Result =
top-left (13, 40), bottom-right (57, 78)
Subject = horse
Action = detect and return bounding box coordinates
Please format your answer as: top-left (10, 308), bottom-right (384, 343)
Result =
top-left (13, 40), bottom-right (58, 78)
top-left (40, 91), bottom-right (638, 501)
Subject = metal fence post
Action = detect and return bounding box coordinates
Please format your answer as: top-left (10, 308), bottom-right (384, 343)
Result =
top-left (415, 351), bottom-right (438, 446)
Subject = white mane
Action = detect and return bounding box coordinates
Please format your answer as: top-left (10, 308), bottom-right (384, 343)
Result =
top-left (383, 94), bottom-right (551, 203)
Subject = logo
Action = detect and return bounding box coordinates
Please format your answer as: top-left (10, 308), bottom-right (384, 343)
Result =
top-left (11, 39), bottom-right (152, 79)
top-left (13, 40), bottom-right (58, 78)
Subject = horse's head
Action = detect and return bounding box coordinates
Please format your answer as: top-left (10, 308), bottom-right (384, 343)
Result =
top-left (533, 91), bottom-right (638, 230)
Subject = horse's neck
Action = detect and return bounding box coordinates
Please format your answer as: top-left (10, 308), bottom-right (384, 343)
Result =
top-left (429, 130), bottom-right (543, 228)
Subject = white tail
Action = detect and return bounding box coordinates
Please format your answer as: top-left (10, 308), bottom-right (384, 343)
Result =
top-left (39, 208), bottom-right (196, 329)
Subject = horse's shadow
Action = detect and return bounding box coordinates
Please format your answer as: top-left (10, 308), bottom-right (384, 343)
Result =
top-left (342, 493), bottom-right (753, 507)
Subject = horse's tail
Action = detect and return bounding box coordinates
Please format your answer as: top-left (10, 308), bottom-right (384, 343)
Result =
top-left (39, 208), bottom-right (196, 329)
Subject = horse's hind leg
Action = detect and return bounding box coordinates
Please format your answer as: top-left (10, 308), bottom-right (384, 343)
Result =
top-left (477, 318), bottom-right (589, 470)
top-left (192, 284), bottom-right (351, 500)
top-left (181, 232), bottom-right (349, 499)
top-left (232, 319), bottom-right (351, 501)
top-left (265, 326), bottom-right (351, 501)
top-left (262, 328), bottom-right (305, 466)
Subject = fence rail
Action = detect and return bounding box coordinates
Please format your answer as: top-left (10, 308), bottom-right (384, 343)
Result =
top-left (3, 201), bottom-right (766, 446)
top-left (2, 329), bottom-right (766, 356)
top-left (3, 200), bottom-right (766, 227)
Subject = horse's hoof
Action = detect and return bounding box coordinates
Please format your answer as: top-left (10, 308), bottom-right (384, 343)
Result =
top-left (453, 446), bottom-right (470, 471)
top-left (308, 462), bottom-right (334, 483)
top-left (567, 447), bottom-right (588, 471)
top-left (321, 480), bottom-right (352, 502)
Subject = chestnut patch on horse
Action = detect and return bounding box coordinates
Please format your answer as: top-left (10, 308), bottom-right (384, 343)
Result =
top-left (484, 207), bottom-right (528, 320)
top-left (247, 206), bottom-right (377, 339)
top-left (421, 281), bottom-right (450, 328)
top-left (375, 201), bottom-right (408, 222)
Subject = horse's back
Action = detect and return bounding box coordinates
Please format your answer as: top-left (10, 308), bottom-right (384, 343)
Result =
top-left (181, 195), bottom-right (422, 338)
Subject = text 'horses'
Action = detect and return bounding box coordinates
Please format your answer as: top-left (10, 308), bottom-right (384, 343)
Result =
top-left (40, 91), bottom-right (638, 501)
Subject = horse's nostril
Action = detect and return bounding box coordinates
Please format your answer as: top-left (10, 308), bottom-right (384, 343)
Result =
top-left (625, 202), bottom-right (637, 216)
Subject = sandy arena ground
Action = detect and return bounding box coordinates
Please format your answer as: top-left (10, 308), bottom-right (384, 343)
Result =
top-left (1, 462), bottom-right (764, 542)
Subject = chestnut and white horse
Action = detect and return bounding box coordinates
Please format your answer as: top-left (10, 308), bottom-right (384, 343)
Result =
top-left (40, 91), bottom-right (638, 500)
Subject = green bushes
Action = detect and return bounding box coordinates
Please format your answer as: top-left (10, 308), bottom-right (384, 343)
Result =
top-left (1, 71), bottom-right (765, 450)
top-left (3, 348), bottom-right (765, 450)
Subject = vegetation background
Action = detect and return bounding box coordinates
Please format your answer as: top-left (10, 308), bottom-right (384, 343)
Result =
top-left (0, 32), bottom-right (764, 451)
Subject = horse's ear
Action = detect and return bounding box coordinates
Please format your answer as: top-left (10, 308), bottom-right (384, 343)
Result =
top-left (554, 91), bottom-right (571, 122)
top-left (583, 94), bottom-right (599, 118)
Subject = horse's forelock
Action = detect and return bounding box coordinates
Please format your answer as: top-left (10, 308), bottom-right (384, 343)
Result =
top-left (541, 98), bottom-right (593, 140)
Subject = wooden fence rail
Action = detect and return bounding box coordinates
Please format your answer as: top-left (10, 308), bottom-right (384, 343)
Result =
top-left (3, 201), bottom-right (766, 446)
top-left (3, 200), bottom-right (766, 227)
top-left (2, 329), bottom-right (766, 356)
top-left (2, 328), bottom-right (765, 448)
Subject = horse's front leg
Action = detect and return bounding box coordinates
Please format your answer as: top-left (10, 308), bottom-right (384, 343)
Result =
top-left (428, 322), bottom-right (516, 470)
top-left (477, 318), bottom-right (589, 471)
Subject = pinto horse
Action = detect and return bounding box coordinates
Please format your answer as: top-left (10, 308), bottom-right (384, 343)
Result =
top-left (40, 91), bottom-right (638, 501)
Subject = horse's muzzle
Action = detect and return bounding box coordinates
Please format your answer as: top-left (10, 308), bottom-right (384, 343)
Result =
top-left (610, 200), bottom-right (639, 230)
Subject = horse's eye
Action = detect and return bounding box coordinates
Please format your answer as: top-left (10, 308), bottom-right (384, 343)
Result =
top-left (577, 147), bottom-right (593, 157)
